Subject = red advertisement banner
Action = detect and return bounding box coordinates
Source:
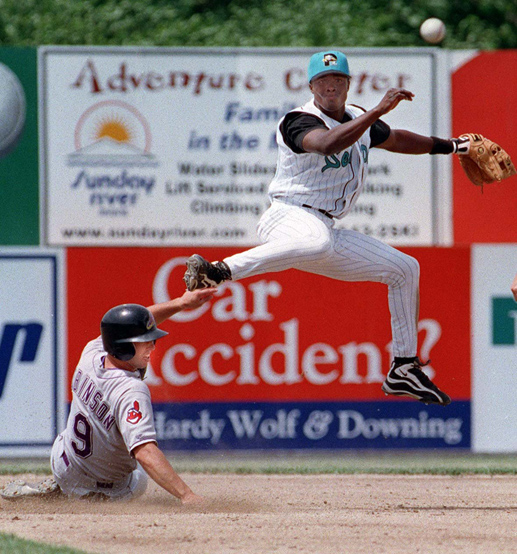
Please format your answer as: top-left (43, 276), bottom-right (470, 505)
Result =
top-left (452, 50), bottom-right (517, 244)
top-left (67, 247), bottom-right (471, 402)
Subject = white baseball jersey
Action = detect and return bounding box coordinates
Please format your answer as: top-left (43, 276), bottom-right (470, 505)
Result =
top-left (59, 337), bottom-right (157, 483)
top-left (268, 100), bottom-right (370, 218)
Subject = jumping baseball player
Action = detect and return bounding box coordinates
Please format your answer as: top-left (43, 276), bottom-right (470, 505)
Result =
top-left (0, 289), bottom-right (215, 502)
top-left (184, 50), bottom-right (474, 407)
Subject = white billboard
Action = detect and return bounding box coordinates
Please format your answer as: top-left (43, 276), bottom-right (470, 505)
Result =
top-left (40, 47), bottom-right (451, 247)
top-left (0, 249), bottom-right (65, 456)
top-left (472, 244), bottom-right (517, 452)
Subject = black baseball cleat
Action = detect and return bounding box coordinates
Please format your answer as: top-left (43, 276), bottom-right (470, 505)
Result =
top-left (381, 358), bottom-right (451, 406)
top-left (183, 254), bottom-right (232, 291)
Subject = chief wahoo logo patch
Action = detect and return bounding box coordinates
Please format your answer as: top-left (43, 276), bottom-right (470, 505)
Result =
top-left (127, 400), bottom-right (143, 424)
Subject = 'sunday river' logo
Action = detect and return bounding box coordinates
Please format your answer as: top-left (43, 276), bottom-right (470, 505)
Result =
top-left (68, 100), bottom-right (158, 168)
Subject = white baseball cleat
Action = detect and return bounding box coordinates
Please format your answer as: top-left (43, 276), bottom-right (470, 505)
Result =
top-left (0, 477), bottom-right (61, 500)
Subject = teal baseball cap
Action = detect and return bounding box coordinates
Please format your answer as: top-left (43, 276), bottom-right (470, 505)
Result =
top-left (308, 51), bottom-right (350, 83)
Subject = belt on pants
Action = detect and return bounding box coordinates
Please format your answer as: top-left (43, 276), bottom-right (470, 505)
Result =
top-left (61, 451), bottom-right (114, 489)
top-left (301, 204), bottom-right (333, 219)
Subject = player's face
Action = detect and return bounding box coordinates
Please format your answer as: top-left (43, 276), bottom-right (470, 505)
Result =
top-left (310, 73), bottom-right (350, 116)
top-left (131, 340), bottom-right (156, 368)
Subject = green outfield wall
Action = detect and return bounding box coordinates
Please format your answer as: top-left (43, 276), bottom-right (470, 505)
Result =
top-left (0, 47), bottom-right (39, 245)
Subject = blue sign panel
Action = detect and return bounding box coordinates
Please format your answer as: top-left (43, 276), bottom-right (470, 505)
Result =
top-left (153, 401), bottom-right (470, 450)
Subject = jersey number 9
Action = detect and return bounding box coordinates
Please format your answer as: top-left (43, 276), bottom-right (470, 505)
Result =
top-left (72, 413), bottom-right (93, 458)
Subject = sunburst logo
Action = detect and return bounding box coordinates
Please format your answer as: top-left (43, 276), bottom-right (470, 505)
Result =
top-left (94, 114), bottom-right (134, 144)
top-left (68, 100), bottom-right (157, 168)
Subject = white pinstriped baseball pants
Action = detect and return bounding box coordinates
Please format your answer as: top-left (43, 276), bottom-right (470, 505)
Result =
top-left (224, 200), bottom-right (419, 358)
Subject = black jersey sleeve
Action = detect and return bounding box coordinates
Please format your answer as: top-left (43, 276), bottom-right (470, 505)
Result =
top-left (369, 119), bottom-right (391, 147)
top-left (348, 104), bottom-right (391, 147)
top-left (280, 110), bottom-right (391, 152)
top-left (280, 112), bottom-right (328, 154)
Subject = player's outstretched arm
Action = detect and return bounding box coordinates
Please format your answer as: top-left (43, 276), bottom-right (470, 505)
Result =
top-left (375, 129), bottom-right (434, 154)
top-left (133, 442), bottom-right (204, 505)
top-left (147, 288), bottom-right (216, 325)
top-left (512, 273), bottom-right (517, 302)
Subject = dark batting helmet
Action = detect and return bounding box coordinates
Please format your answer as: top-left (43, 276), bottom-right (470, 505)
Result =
top-left (100, 304), bottom-right (168, 361)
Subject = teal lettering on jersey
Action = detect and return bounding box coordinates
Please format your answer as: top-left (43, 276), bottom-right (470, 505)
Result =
top-left (361, 145), bottom-right (369, 163)
top-left (321, 150), bottom-right (352, 173)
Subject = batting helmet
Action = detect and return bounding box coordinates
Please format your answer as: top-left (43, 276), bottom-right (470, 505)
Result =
top-left (100, 304), bottom-right (168, 361)
top-left (308, 50), bottom-right (350, 83)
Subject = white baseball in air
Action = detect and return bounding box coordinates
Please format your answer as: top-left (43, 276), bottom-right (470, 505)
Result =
top-left (0, 62), bottom-right (26, 158)
top-left (419, 18), bottom-right (446, 44)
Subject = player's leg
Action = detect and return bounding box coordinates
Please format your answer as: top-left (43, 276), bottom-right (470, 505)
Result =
top-left (59, 468), bottom-right (147, 502)
top-left (307, 228), bottom-right (420, 356)
top-left (0, 477), bottom-right (61, 500)
top-left (0, 435), bottom-right (65, 500)
top-left (49, 434), bottom-right (96, 497)
top-left (230, 202), bottom-right (334, 279)
top-left (48, 434), bottom-right (149, 501)
top-left (184, 202), bottom-right (333, 289)
top-left (53, 450), bottom-right (147, 501)
top-left (104, 467), bottom-right (149, 501)
top-left (307, 228), bottom-right (450, 406)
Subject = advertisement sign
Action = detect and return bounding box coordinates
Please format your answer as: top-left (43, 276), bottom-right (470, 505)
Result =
top-left (41, 47), bottom-right (449, 247)
top-left (67, 246), bottom-right (471, 449)
top-left (452, 50), bottom-right (517, 244)
top-left (0, 48), bottom-right (39, 245)
top-left (472, 244), bottom-right (517, 452)
top-left (153, 401), bottom-right (470, 450)
top-left (0, 249), bottom-right (64, 456)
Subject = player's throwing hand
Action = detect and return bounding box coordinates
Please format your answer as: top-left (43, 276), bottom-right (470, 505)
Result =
top-left (376, 88), bottom-right (414, 115)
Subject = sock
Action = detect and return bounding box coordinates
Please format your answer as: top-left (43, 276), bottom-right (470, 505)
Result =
top-left (393, 356), bottom-right (418, 365)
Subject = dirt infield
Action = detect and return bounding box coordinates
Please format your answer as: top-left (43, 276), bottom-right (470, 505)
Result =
top-left (0, 473), bottom-right (516, 553)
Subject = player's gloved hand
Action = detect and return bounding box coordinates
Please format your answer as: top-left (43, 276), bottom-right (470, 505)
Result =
top-left (455, 133), bottom-right (516, 187)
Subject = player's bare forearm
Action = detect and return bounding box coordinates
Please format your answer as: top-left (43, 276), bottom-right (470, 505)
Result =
top-left (147, 288), bottom-right (216, 324)
top-left (512, 273), bottom-right (517, 302)
top-left (304, 88), bottom-right (414, 156)
top-left (303, 107), bottom-right (385, 155)
top-left (133, 442), bottom-right (204, 504)
top-left (376, 129), bottom-right (434, 154)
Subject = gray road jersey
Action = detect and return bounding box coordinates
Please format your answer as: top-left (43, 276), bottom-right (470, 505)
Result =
top-left (268, 100), bottom-right (371, 219)
top-left (61, 337), bottom-right (157, 482)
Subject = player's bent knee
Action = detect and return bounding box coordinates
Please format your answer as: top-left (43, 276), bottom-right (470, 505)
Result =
top-left (304, 235), bottom-right (333, 257)
top-left (129, 468), bottom-right (148, 499)
top-left (403, 254), bottom-right (420, 279)
top-left (386, 253), bottom-right (420, 288)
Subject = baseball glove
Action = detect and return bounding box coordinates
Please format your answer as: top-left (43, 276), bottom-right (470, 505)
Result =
top-left (458, 133), bottom-right (516, 187)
